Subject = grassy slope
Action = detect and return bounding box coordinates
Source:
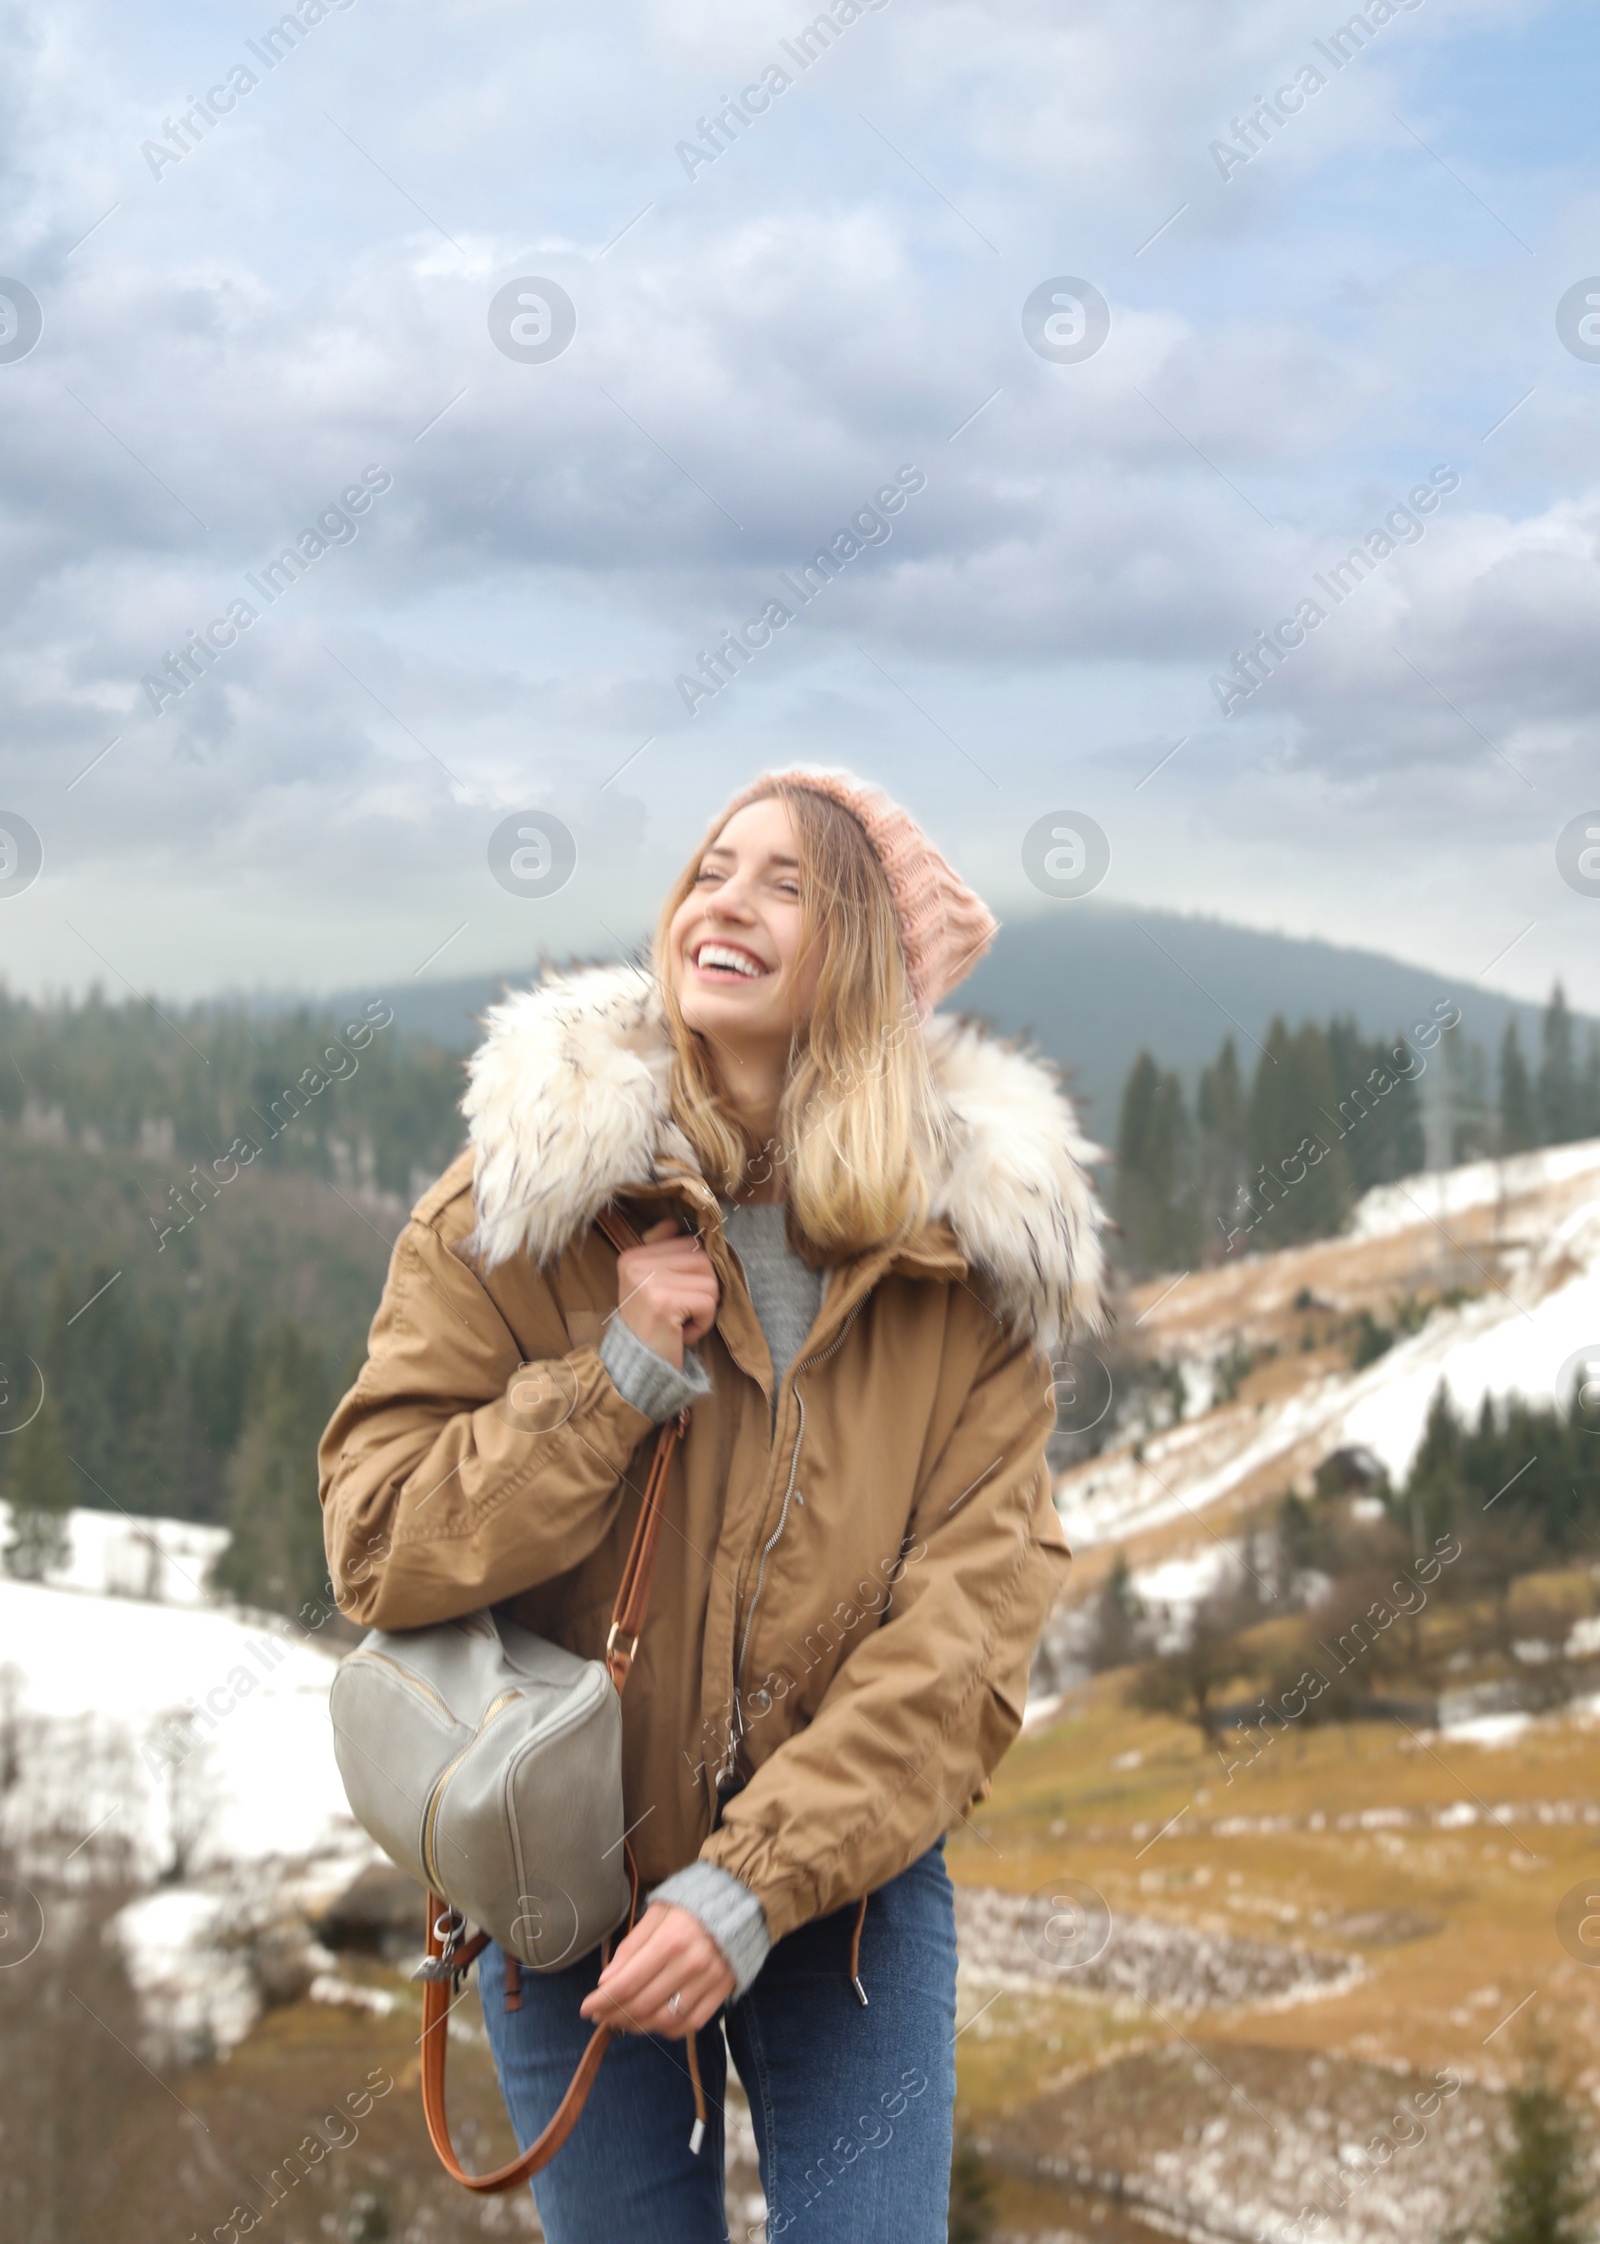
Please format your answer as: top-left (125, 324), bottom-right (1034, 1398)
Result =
top-left (949, 1673), bottom-right (1600, 2121)
top-left (948, 1171), bottom-right (1600, 2227)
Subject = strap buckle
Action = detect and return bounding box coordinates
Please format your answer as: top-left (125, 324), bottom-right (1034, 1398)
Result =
top-left (414, 1904), bottom-right (466, 1982)
top-left (605, 1622), bottom-right (637, 1683)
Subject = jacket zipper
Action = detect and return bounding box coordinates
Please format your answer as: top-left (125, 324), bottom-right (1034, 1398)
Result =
top-left (725, 1295), bottom-right (868, 1776)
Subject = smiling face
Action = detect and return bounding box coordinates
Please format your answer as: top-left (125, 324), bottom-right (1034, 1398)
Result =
top-left (667, 795), bottom-right (825, 1052)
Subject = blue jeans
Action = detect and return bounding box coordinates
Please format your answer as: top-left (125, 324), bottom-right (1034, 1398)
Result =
top-left (478, 1838), bottom-right (957, 2242)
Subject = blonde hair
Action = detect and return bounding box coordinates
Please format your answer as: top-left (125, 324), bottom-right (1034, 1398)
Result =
top-left (651, 782), bottom-right (947, 1264)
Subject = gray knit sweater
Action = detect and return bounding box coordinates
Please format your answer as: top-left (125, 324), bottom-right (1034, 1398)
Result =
top-left (594, 1197), bottom-right (825, 1998)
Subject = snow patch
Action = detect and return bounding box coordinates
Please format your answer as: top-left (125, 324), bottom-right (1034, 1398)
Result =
top-left (1437, 1711), bottom-right (1534, 1748)
top-left (0, 1578), bottom-right (357, 1881)
top-left (112, 1888), bottom-right (265, 2062)
top-left (1347, 1138), bottom-right (1600, 1242)
top-left (0, 1502), bottom-right (227, 1605)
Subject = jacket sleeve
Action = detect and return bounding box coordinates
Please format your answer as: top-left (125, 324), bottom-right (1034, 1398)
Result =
top-left (317, 1204), bottom-right (661, 1630)
top-left (697, 1316), bottom-right (1072, 1945)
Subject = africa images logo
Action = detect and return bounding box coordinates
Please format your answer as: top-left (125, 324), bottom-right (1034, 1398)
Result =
top-left (673, 464), bottom-right (926, 714)
top-left (1211, 465), bottom-right (1459, 715)
top-left (140, 466), bottom-right (393, 715)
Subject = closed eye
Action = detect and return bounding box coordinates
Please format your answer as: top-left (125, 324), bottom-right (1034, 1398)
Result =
top-left (693, 867), bottom-right (801, 898)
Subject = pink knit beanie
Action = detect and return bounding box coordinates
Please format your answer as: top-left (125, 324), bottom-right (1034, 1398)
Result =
top-left (706, 765), bottom-right (999, 1018)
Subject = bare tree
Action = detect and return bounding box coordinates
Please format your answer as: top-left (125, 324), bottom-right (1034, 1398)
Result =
top-left (148, 1709), bottom-right (223, 1884)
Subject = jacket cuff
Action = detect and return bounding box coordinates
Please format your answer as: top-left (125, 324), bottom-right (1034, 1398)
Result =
top-left (646, 1862), bottom-right (771, 1998)
top-left (695, 1827), bottom-right (815, 1948)
top-left (598, 1311), bottom-right (712, 1423)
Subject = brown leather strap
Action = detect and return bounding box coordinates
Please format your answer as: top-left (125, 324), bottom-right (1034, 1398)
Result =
top-left (592, 1201), bottom-right (691, 1692)
top-left (419, 1875), bottom-right (627, 2192)
top-left (603, 1388), bottom-right (686, 1690)
top-left (418, 1201), bottom-right (693, 2191)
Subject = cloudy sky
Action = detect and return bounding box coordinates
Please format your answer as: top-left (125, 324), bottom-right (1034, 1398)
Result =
top-left (2, 0), bottom-right (1597, 1012)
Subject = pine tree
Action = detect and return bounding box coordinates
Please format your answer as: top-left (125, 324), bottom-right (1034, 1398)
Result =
top-left (948, 2141), bottom-right (996, 2243)
top-left (1246, 1019), bottom-right (1352, 1247)
top-left (182, 1303), bottom-right (255, 1520)
top-left (1148, 1069), bottom-right (1198, 1268)
top-left (1385, 1024), bottom-right (1431, 1175)
top-left (190, 1301), bottom-right (253, 1456)
top-left (1538, 983), bottom-right (1581, 1148)
top-left (1116, 1051), bottom-right (1160, 1268)
top-left (1327, 1018), bottom-right (1376, 1189)
top-left (1484, 2050), bottom-right (1596, 2244)
top-left (4, 1389), bottom-right (75, 1580)
top-left (0, 1263), bottom-right (32, 1504)
top-left (64, 1256), bottom-right (176, 1514)
top-left (1197, 1039), bottom-right (1247, 1252)
top-left (1500, 1023), bottom-right (1538, 1154)
top-left (1582, 1029), bottom-right (1600, 1141)
top-left (1088, 1550), bottom-right (1148, 1670)
top-left (1325, 1018), bottom-right (1430, 1189)
top-left (1410, 1383), bottom-right (1463, 1482)
top-left (1442, 1031), bottom-right (1491, 1166)
top-left (1115, 1054), bottom-right (1197, 1276)
top-left (212, 1320), bottom-right (337, 1619)
top-left (1276, 1491), bottom-right (1318, 1591)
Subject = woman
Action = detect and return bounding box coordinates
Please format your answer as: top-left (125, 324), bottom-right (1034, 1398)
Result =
top-left (318, 766), bottom-right (1106, 2242)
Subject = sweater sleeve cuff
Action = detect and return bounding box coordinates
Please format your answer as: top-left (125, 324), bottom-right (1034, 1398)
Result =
top-left (597, 1311), bottom-right (713, 1424)
top-left (647, 1862), bottom-right (771, 1998)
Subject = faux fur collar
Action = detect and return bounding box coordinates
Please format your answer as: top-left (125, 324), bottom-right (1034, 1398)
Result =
top-left (461, 963), bottom-right (1107, 1353)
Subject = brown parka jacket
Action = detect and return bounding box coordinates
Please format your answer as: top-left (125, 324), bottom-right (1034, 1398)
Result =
top-left (317, 964), bottom-right (1106, 1950)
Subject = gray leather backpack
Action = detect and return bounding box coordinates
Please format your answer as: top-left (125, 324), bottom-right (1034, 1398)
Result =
top-left (327, 1204), bottom-right (696, 2190)
top-left (329, 1611), bottom-right (633, 1972)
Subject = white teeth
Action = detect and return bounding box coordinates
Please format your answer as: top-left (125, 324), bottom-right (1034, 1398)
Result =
top-left (696, 943), bottom-right (763, 978)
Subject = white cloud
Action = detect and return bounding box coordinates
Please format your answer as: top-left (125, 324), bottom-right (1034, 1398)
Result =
top-left (0, 0), bottom-right (1592, 1009)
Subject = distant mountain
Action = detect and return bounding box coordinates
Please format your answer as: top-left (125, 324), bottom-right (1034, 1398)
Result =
top-left (277, 904), bottom-right (1572, 1137)
top-left (952, 904), bottom-right (1570, 1131)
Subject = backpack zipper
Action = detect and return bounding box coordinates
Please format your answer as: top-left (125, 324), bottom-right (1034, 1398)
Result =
top-left (354, 1650), bottom-right (455, 1728)
top-left (421, 1690), bottom-right (521, 1893)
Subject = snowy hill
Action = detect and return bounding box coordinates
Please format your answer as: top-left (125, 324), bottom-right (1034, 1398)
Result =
top-left (0, 1502), bottom-right (228, 1605)
top-left (0, 1572), bottom-right (377, 2061)
top-left (1057, 1138), bottom-right (1600, 1556)
top-left (1045, 1136), bottom-right (1600, 1690)
top-left (0, 1578), bottom-right (354, 1881)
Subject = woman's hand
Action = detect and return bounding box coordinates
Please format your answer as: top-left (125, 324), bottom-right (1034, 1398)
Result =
top-left (578, 1902), bottom-right (735, 2036)
top-left (615, 1218), bottom-right (719, 1370)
